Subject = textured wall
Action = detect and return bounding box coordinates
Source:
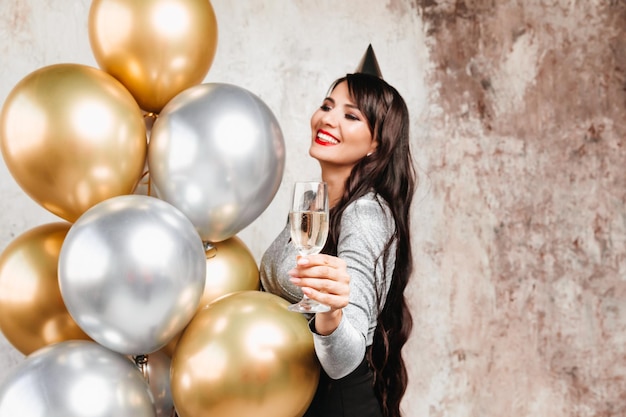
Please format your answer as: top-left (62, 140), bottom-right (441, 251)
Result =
top-left (404, 1), bottom-right (626, 416)
top-left (0, 1), bottom-right (625, 416)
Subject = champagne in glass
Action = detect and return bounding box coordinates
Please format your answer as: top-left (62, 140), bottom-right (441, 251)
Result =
top-left (289, 211), bottom-right (328, 255)
top-left (288, 181), bottom-right (331, 313)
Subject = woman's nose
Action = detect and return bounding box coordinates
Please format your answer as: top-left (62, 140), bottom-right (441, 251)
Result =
top-left (320, 109), bottom-right (337, 126)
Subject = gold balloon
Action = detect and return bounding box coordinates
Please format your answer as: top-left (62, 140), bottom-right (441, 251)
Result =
top-left (200, 237), bottom-right (260, 310)
top-left (0, 223), bottom-right (92, 355)
top-left (0, 63), bottom-right (147, 223)
top-left (89, 0), bottom-right (219, 113)
top-left (161, 330), bottom-right (181, 358)
top-left (161, 236), bottom-right (260, 356)
top-left (171, 291), bottom-right (319, 417)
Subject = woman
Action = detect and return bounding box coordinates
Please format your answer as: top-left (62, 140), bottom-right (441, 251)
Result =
top-left (260, 70), bottom-right (415, 417)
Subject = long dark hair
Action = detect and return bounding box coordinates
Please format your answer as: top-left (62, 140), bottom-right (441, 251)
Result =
top-left (322, 73), bottom-right (416, 417)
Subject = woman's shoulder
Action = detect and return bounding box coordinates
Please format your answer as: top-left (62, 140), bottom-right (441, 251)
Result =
top-left (345, 191), bottom-right (391, 213)
top-left (343, 192), bottom-right (393, 228)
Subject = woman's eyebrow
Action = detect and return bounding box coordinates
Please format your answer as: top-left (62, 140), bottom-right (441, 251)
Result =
top-left (324, 97), bottom-right (360, 111)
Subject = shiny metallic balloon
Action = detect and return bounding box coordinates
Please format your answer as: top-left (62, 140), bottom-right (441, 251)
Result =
top-left (58, 195), bottom-right (206, 355)
top-left (0, 340), bottom-right (155, 417)
top-left (149, 83), bottom-right (286, 243)
top-left (200, 236), bottom-right (260, 310)
top-left (89, 0), bottom-right (218, 113)
top-left (0, 63), bottom-right (147, 223)
top-left (161, 236), bottom-right (260, 356)
top-left (141, 351), bottom-right (175, 417)
top-left (0, 223), bottom-right (92, 355)
top-left (171, 291), bottom-right (319, 417)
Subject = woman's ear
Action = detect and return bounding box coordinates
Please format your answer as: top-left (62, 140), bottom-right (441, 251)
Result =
top-left (367, 140), bottom-right (378, 157)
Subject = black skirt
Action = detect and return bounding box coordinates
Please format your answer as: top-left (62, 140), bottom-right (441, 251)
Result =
top-left (303, 355), bottom-right (383, 417)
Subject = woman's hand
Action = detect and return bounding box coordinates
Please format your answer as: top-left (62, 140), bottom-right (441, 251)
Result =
top-left (288, 254), bottom-right (350, 335)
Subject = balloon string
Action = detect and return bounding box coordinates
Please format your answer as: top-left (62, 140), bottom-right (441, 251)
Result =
top-left (142, 111), bottom-right (156, 197)
top-left (144, 111), bottom-right (158, 145)
top-left (138, 170), bottom-right (153, 197)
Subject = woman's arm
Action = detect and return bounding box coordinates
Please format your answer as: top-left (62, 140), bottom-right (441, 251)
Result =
top-left (289, 196), bottom-right (395, 378)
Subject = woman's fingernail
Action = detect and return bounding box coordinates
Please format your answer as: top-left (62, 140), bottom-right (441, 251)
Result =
top-left (297, 257), bottom-right (310, 265)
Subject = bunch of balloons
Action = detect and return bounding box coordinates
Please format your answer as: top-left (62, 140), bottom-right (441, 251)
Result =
top-left (0, 1), bottom-right (318, 416)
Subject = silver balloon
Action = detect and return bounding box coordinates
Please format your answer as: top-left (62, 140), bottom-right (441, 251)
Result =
top-left (139, 351), bottom-right (174, 417)
top-left (0, 340), bottom-right (155, 417)
top-left (58, 195), bottom-right (206, 355)
top-left (148, 83), bottom-right (286, 243)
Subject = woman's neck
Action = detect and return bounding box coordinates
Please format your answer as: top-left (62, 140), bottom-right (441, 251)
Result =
top-left (320, 168), bottom-right (350, 208)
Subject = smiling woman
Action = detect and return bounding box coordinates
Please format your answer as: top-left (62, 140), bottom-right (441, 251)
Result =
top-left (309, 81), bottom-right (378, 182)
top-left (260, 47), bottom-right (416, 417)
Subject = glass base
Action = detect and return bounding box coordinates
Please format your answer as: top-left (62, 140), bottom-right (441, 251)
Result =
top-left (288, 296), bottom-right (330, 313)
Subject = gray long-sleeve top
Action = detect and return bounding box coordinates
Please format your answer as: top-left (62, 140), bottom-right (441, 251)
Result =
top-left (259, 192), bottom-right (396, 379)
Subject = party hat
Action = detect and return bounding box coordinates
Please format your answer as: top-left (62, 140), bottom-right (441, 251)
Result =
top-left (355, 44), bottom-right (383, 78)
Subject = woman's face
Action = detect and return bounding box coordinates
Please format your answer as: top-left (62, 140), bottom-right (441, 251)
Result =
top-left (309, 81), bottom-right (377, 171)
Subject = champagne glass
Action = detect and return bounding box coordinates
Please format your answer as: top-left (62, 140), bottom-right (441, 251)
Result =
top-left (287, 181), bottom-right (331, 313)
